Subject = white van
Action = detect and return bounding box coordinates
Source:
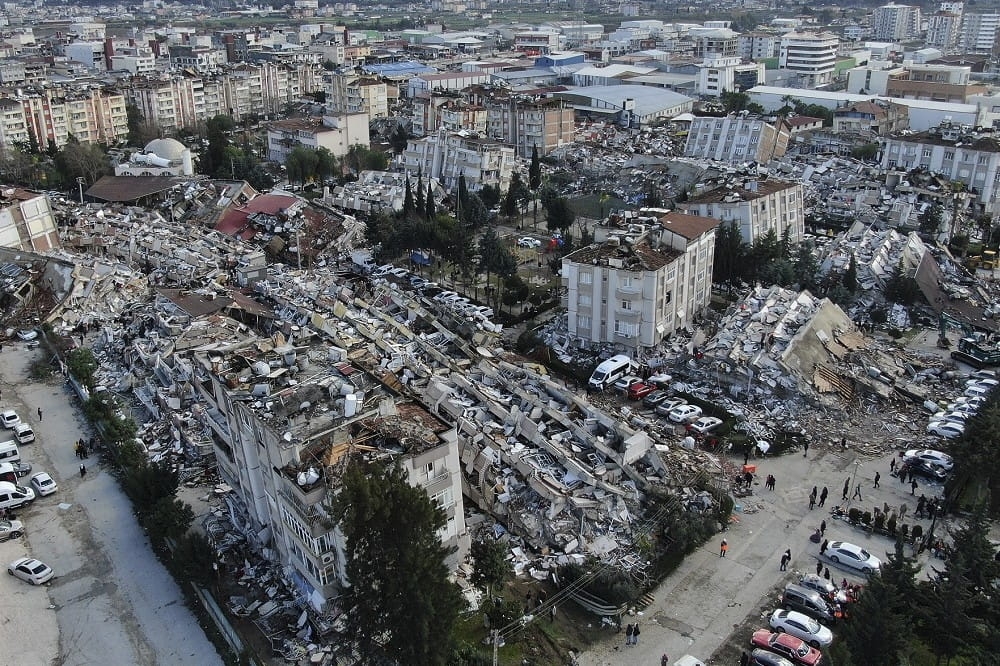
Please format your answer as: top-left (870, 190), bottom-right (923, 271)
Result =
top-left (0, 441), bottom-right (19, 464)
top-left (0, 481), bottom-right (34, 509)
top-left (588, 355), bottom-right (636, 391)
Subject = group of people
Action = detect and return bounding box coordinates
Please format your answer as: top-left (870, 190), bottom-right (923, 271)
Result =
top-left (74, 438), bottom-right (90, 459)
top-left (623, 622), bottom-right (641, 646)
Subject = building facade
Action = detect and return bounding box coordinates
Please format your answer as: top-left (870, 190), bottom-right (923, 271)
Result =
top-left (960, 12), bottom-right (1000, 54)
top-left (266, 113), bottom-right (369, 163)
top-left (482, 95), bottom-right (575, 158)
top-left (778, 32), bottom-right (839, 88)
top-left (0, 189), bottom-right (59, 253)
top-left (927, 11), bottom-right (963, 51)
top-left (683, 114), bottom-right (790, 163)
top-left (402, 129), bottom-right (515, 192)
top-left (832, 99), bottom-right (909, 135)
top-left (678, 179), bottom-right (805, 244)
top-left (696, 56), bottom-right (766, 97)
top-left (324, 74), bottom-right (388, 119)
top-left (872, 4), bottom-right (923, 41)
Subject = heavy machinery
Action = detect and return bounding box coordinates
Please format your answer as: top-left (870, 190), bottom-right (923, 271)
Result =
top-left (939, 312), bottom-right (1000, 367)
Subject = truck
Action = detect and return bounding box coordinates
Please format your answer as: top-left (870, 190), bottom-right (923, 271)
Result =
top-left (951, 337), bottom-right (1000, 369)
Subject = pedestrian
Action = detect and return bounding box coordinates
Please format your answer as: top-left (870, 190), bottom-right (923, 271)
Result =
top-left (744, 447), bottom-right (750, 466)
top-left (841, 436), bottom-right (847, 450)
top-left (770, 475), bottom-right (777, 491)
top-left (874, 472), bottom-right (880, 489)
top-left (842, 478), bottom-right (850, 501)
top-left (890, 457), bottom-right (897, 473)
top-left (780, 551), bottom-right (789, 571)
top-left (820, 539), bottom-right (829, 555)
top-left (662, 654), bottom-right (669, 666)
top-left (79, 463), bottom-right (86, 478)
top-left (819, 487), bottom-right (828, 507)
top-left (740, 651), bottom-right (750, 666)
top-left (928, 502), bottom-right (937, 520)
top-left (625, 623), bottom-right (633, 646)
top-left (803, 440), bottom-right (809, 457)
top-left (899, 466), bottom-right (908, 484)
top-left (820, 520), bottom-right (827, 535)
top-left (36, 407), bottom-right (42, 421)
top-left (816, 560), bottom-right (823, 575)
top-left (809, 494), bottom-right (816, 510)
top-left (824, 567), bottom-right (831, 580)
top-left (632, 623), bottom-right (640, 645)
top-left (853, 484), bottom-right (863, 500)
top-left (917, 495), bottom-right (927, 517)
top-left (720, 539), bottom-right (728, 557)
top-left (911, 478), bottom-right (918, 495)
top-left (899, 503), bottom-right (908, 520)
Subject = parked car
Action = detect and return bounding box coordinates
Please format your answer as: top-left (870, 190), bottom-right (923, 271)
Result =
top-left (798, 573), bottom-right (848, 605)
top-left (613, 375), bottom-right (643, 392)
top-left (0, 519), bottom-right (23, 542)
top-left (11, 462), bottom-right (31, 478)
top-left (826, 541), bottom-right (881, 574)
top-left (688, 416), bottom-right (723, 435)
top-left (964, 385), bottom-right (992, 400)
top-left (15, 329), bottom-right (38, 341)
top-left (668, 404), bottom-right (703, 424)
top-left (0, 410), bottom-right (19, 429)
top-left (655, 398), bottom-right (687, 417)
top-left (7, 557), bottom-right (53, 585)
top-left (627, 381), bottom-right (657, 400)
top-left (647, 373), bottom-right (673, 388)
top-left (642, 390), bottom-right (672, 408)
top-left (29, 472), bottom-right (57, 497)
top-left (926, 421), bottom-right (964, 439)
top-left (12, 423), bottom-right (33, 445)
top-left (517, 236), bottom-right (542, 248)
top-left (749, 649), bottom-right (796, 666)
top-left (906, 460), bottom-right (949, 482)
top-left (768, 609), bottom-right (833, 648)
top-left (751, 630), bottom-right (823, 665)
top-left (781, 584), bottom-right (836, 623)
top-left (966, 377), bottom-right (999, 389)
top-left (903, 449), bottom-right (953, 470)
top-left (945, 402), bottom-right (979, 416)
top-left (931, 411), bottom-right (967, 425)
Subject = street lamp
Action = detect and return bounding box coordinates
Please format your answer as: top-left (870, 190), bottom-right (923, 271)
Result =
top-left (847, 459), bottom-right (860, 509)
top-left (76, 176), bottom-right (85, 204)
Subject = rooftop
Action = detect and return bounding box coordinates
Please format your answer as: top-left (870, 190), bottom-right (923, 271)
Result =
top-left (563, 235), bottom-right (680, 272)
top-left (683, 178), bottom-right (798, 204)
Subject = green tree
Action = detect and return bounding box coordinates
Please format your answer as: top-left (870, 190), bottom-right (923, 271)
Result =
top-left (329, 459), bottom-right (463, 666)
top-left (316, 147), bottom-right (337, 182)
top-left (470, 538), bottom-right (509, 597)
top-left (528, 144), bottom-right (542, 191)
top-left (172, 532), bottom-right (216, 585)
top-left (478, 184), bottom-right (501, 210)
top-left (792, 241), bottom-right (819, 291)
top-left (66, 348), bottom-right (98, 390)
top-left (415, 173), bottom-right (425, 211)
top-left (545, 196), bottom-right (575, 233)
top-left (850, 143), bottom-right (879, 161)
top-left (142, 496), bottom-right (195, 544)
top-left (402, 177), bottom-right (414, 218)
top-left (884, 259), bottom-right (922, 305)
top-left (919, 202), bottom-right (944, 236)
top-left (121, 460), bottom-right (180, 514)
top-left (462, 193), bottom-right (489, 229)
top-left (203, 114), bottom-right (236, 176)
top-left (390, 124), bottom-right (410, 153)
top-left (53, 140), bottom-right (110, 186)
top-left (425, 182), bottom-right (435, 220)
top-left (501, 172), bottom-right (528, 218)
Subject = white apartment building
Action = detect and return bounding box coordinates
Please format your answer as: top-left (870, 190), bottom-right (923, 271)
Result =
top-left (960, 12), bottom-right (1000, 54)
top-left (561, 214), bottom-right (717, 349)
top-left (109, 47), bottom-right (157, 74)
top-left (779, 31), bottom-right (839, 87)
top-left (684, 114), bottom-right (791, 164)
top-left (0, 188), bottom-right (59, 253)
top-left (677, 179), bottom-right (805, 244)
top-left (324, 74), bottom-right (388, 118)
top-left (402, 129), bottom-right (515, 192)
top-left (191, 340), bottom-right (467, 612)
top-left (926, 11), bottom-right (963, 51)
top-left (696, 55), bottom-right (766, 97)
top-left (738, 34), bottom-right (780, 60)
top-left (690, 28), bottom-right (739, 58)
top-left (872, 4), bottom-right (922, 41)
top-left (514, 28), bottom-right (560, 54)
top-left (881, 120), bottom-right (1000, 214)
top-left (266, 113), bottom-right (369, 163)
top-left (63, 41), bottom-right (106, 71)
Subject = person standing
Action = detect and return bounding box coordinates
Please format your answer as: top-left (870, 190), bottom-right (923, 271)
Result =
top-left (890, 457), bottom-right (897, 473)
top-left (820, 520), bottom-right (827, 535)
top-left (720, 539), bottom-right (728, 557)
top-left (809, 493), bottom-right (816, 511)
top-left (79, 463), bottom-right (86, 478)
top-left (816, 560), bottom-right (823, 575)
top-left (824, 567), bottom-right (831, 580)
top-left (803, 440), bottom-right (809, 457)
top-left (874, 472), bottom-right (881, 489)
top-left (780, 549), bottom-right (790, 571)
top-left (624, 623), bottom-right (633, 646)
top-left (661, 655), bottom-right (669, 666)
top-left (842, 478), bottom-right (850, 501)
top-left (820, 539), bottom-right (829, 555)
top-left (632, 623), bottom-right (640, 645)
top-left (740, 651), bottom-right (750, 666)
top-left (36, 407), bottom-right (42, 421)
top-left (819, 487), bottom-right (828, 507)
top-left (853, 484), bottom-right (863, 501)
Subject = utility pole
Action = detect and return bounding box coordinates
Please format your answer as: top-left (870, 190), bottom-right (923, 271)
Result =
top-left (76, 176), bottom-right (85, 204)
top-left (492, 629), bottom-right (499, 666)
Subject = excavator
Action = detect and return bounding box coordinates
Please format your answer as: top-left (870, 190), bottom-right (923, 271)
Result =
top-left (939, 312), bottom-right (1000, 368)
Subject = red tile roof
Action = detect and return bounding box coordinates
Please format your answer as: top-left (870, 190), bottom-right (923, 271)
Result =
top-left (215, 193), bottom-right (298, 240)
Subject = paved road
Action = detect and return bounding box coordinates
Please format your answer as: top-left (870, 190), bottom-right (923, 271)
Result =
top-left (579, 440), bottom-right (948, 665)
top-left (0, 342), bottom-right (222, 666)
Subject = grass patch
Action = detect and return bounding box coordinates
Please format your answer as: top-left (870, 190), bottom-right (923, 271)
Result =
top-left (567, 193), bottom-right (629, 219)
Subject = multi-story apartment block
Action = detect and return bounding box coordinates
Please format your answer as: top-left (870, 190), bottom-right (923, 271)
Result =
top-left (683, 114), bottom-right (790, 164)
top-left (678, 179), bottom-right (804, 245)
top-left (407, 71), bottom-right (490, 99)
top-left (480, 94), bottom-right (575, 158)
top-left (885, 63), bottom-right (985, 103)
top-left (514, 28), bottom-right (561, 54)
top-left (439, 100), bottom-right (486, 134)
top-left (0, 99), bottom-right (30, 148)
top-left (927, 11), bottom-right (963, 51)
top-left (833, 100), bottom-right (909, 135)
top-left (324, 74), bottom-right (387, 119)
top-left (266, 113), bottom-right (369, 163)
top-left (690, 28), bottom-right (739, 58)
top-left (63, 40), bottom-right (106, 71)
top-left (960, 12), bottom-right (1000, 54)
top-left (190, 337), bottom-right (467, 611)
top-left (561, 213), bottom-right (717, 349)
top-left (778, 31), bottom-right (839, 88)
top-left (402, 129), bottom-right (515, 192)
top-left (0, 61), bottom-right (25, 86)
top-left (168, 44), bottom-right (228, 72)
top-left (10, 87), bottom-right (129, 148)
top-left (881, 120), bottom-right (1000, 214)
top-left (872, 4), bottom-right (923, 41)
top-left (738, 33), bottom-right (780, 60)
top-left (109, 46), bottom-right (157, 74)
top-left (696, 55), bottom-right (766, 97)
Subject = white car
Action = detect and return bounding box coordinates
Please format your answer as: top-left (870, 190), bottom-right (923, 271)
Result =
top-left (0, 410), bottom-right (19, 429)
top-left (768, 609), bottom-right (833, 648)
top-left (946, 402), bottom-right (979, 416)
top-left (966, 377), bottom-right (999, 389)
top-left (15, 329), bottom-right (37, 341)
top-left (964, 385), bottom-right (992, 400)
top-left (29, 472), bottom-right (57, 497)
top-left (517, 237), bottom-right (542, 248)
top-left (668, 404), bottom-right (704, 424)
top-left (931, 411), bottom-right (968, 425)
top-left (903, 448), bottom-right (954, 470)
top-left (826, 541), bottom-right (881, 574)
top-left (688, 416), bottom-right (723, 434)
top-left (0, 519), bottom-right (23, 542)
top-left (613, 375), bottom-right (643, 392)
top-left (926, 421), bottom-right (964, 439)
top-left (7, 557), bottom-right (53, 585)
top-left (13, 423), bottom-right (33, 444)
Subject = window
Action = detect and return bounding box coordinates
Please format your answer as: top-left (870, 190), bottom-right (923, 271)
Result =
top-left (944, 150), bottom-right (955, 160)
top-left (978, 155), bottom-right (989, 165)
top-left (620, 300), bottom-right (632, 310)
top-left (922, 148), bottom-right (932, 158)
top-left (621, 275), bottom-right (633, 287)
top-left (580, 271), bottom-right (592, 284)
top-left (663, 291), bottom-right (672, 304)
top-left (579, 294), bottom-right (592, 307)
top-left (577, 315), bottom-right (591, 329)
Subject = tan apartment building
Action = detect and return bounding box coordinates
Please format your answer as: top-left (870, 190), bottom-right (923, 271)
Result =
top-left (266, 113), bottom-right (369, 163)
top-left (678, 178), bottom-right (805, 244)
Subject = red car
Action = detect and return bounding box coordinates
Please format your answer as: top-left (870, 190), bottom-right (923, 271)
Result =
top-left (627, 381), bottom-right (656, 400)
top-left (751, 629), bottom-right (823, 666)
